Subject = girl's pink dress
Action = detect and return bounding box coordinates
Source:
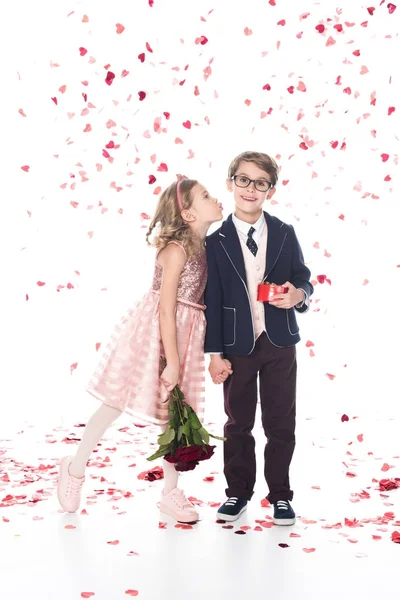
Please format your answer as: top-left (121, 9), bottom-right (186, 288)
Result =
top-left (87, 242), bottom-right (207, 424)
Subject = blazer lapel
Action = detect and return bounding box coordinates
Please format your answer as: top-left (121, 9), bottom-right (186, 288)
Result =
top-left (264, 212), bottom-right (288, 282)
top-left (218, 214), bottom-right (247, 285)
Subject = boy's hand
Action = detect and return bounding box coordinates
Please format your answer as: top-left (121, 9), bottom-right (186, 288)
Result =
top-left (268, 281), bottom-right (304, 309)
top-left (209, 355), bottom-right (233, 384)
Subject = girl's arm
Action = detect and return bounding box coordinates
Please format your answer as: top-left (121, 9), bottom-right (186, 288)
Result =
top-left (157, 244), bottom-right (186, 390)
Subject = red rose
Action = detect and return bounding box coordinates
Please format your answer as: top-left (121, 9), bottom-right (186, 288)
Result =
top-left (163, 454), bottom-right (177, 464)
top-left (198, 445), bottom-right (216, 462)
top-left (175, 460), bottom-right (198, 472)
top-left (174, 445), bottom-right (205, 463)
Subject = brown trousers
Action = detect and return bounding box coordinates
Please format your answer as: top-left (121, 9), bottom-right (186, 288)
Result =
top-left (223, 332), bottom-right (297, 504)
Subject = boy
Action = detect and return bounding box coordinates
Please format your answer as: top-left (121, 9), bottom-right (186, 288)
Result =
top-left (204, 151), bottom-right (313, 525)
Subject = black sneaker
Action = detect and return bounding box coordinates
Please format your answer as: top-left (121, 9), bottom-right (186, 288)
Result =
top-left (216, 497), bottom-right (248, 522)
top-left (273, 500), bottom-right (296, 526)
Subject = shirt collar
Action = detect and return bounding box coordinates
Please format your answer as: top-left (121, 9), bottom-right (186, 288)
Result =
top-left (232, 212), bottom-right (266, 236)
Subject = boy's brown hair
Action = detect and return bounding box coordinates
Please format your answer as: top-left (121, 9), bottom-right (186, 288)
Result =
top-left (228, 151), bottom-right (279, 187)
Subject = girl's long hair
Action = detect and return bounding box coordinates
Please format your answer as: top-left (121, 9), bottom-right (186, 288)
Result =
top-left (145, 179), bottom-right (200, 257)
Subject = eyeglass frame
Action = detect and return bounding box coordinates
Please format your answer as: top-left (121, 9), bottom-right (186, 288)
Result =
top-left (231, 175), bottom-right (273, 193)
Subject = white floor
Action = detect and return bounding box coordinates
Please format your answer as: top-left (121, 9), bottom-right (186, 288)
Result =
top-left (1, 376), bottom-right (400, 600)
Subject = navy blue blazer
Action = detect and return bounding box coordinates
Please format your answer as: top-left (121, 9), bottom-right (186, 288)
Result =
top-left (204, 212), bottom-right (313, 355)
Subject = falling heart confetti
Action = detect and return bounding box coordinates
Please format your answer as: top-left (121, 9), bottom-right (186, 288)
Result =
top-left (4, 7), bottom-right (400, 594)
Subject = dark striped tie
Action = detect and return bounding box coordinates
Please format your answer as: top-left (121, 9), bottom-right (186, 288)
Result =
top-left (246, 226), bottom-right (258, 256)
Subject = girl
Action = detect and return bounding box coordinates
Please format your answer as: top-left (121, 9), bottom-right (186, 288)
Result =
top-left (57, 178), bottom-right (230, 523)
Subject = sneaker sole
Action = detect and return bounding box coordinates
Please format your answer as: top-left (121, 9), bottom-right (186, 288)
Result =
top-left (273, 517), bottom-right (296, 526)
top-left (216, 505), bottom-right (247, 522)
top-left (159, 505), bottom-right (199, 524)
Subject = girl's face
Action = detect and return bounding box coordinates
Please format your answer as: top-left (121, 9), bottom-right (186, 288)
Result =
top-left (188, 183), bottom-right (223, 226)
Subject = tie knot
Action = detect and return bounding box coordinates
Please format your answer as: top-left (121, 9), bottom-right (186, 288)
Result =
top-left (248, 226), bottom-right (255, 238)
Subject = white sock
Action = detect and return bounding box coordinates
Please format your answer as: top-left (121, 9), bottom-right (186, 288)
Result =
top-left (162, 458), bottom-right (179, 494)
top-left (159, 423), bottom-right (179, 493)
top-left (69, 404), bottom-right (122, 478)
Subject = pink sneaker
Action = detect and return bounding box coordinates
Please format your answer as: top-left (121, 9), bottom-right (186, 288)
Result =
top-left (160, 488), bottom-right (199, 523)
top-left (57, 456), bottom-right (85, 513)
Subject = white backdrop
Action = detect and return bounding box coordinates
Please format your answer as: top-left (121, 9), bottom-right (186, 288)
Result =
top-left (2, 0), bottom-right (400, 431)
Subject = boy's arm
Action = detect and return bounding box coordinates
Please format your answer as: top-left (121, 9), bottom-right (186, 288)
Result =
top-left (204, 240), bottom-right (224, 353)
top-left (289, 225), bottom-right (313, 314)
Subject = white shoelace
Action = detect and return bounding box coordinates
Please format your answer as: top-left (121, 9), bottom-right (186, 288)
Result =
top-left (276, 500), bottom-right (290, 511)
top-left (225, 497), bottom-right (239, 506)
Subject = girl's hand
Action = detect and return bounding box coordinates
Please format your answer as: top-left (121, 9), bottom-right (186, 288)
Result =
top-left (161, 362), bottom-right (180, 392)
top-left (209, 357), bottom-right (233, 384)
top-left (214, 368), bottom-right (231, 384)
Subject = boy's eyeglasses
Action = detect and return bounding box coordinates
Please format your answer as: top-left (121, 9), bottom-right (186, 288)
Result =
top-left (232, 175), bottom-right (272, 193)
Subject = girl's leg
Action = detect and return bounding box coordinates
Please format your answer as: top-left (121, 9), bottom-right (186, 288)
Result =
top-left (159, 425), bottom-right (199, 523)
top-left (57, 404), bottom-right (122, 512)
top-left (159, 423), bottom-right (179, 493)
top-left (69, 404), bottom-right (122, 478)
top-left (162, 458), bottom-right (179, 494)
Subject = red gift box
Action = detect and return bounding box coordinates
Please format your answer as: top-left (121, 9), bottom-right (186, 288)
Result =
top-left (257, 283), bottom-right (288, 302)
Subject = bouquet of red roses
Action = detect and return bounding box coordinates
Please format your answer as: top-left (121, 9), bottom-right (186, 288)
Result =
top-left (147, 360), bottom-right (225, 472)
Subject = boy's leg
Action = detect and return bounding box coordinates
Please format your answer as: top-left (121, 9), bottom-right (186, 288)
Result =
top-left (258, 334), bottom-right (297, 504)
top-left (223, 342), bottom-right (263, 501)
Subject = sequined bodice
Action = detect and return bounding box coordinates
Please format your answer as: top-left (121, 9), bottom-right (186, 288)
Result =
top-left (151, 249), bottom-right (207, 305)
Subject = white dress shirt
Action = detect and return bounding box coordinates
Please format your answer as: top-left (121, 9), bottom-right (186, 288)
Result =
top-left (232, 212), bottom-right (266, 247)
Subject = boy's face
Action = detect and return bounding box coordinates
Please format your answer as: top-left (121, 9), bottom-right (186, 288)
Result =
top-left (226, 160), bottom-right (275, 222)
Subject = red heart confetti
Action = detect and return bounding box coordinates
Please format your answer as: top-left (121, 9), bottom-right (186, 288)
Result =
top-left (390, 530), bottom-right (400, 543)
top-left (105, 71), bottom-right (115, 86)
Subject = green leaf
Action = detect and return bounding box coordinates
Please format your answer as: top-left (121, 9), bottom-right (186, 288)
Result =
top-left (157, 427), bottom-right (176, 445)
top-left (176, 388), bottom-right (185, 401)
top-left (209, 433), bottom-right (226, 441)
top-left (189, 411), bottom-right (202, 431)
top-left (182, 421), bottom-right (191, 436)
top-left (147, 446), bottom-right (170, 461)
top-left (192, 430), bottom-right (203, 445)
top-left (177, 425), bottom-right (184, 442)
top-left (199, 427), bottom-right (210, 444)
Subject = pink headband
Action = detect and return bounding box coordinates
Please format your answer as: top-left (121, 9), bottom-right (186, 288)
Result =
top-left (176, 180), bottom-right (183, 212)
